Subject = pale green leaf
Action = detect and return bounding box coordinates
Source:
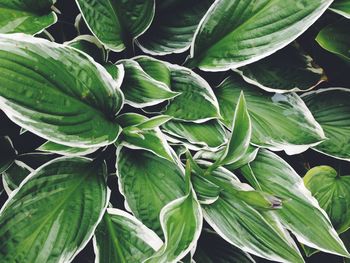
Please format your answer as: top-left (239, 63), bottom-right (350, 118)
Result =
top-left (75, 0), bottom-right (155, 51)
top-left (189, 0), bottom-right (332, 71)
top-left (94, 208), bottom-right (163, 263)
top-left (0, 33), bottom-right (124, 148)
top-left (304, 166), bottom-right (350, 234)
top-left (302, 88), bottom-right (350, 161)
top-left (136, 115), bottom-right (173, 130)
top-left (0, 0), bottom-right (57, 34)
top-left (316, 19), bottom-right (350, 61)
top-left (0, 157), bottom-right (109, 262)
top-left (137, 0), bottom-right (214, 55)
top-left (241, 150), bottom-right (350, 257)
top-left (216, 74), bottom-right (325, 154)
top-left (38, 141), bottom-right (99, 156)
top-left (116, 148), bottom-right (185, 235)
top-left (234, 44), bottom-right (326, 93)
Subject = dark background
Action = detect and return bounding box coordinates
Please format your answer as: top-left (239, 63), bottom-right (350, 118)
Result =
top-left (1, 1), bottom-right (349, 262)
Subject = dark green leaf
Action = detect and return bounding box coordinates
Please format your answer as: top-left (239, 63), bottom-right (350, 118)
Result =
top-left (2, 160), bottom-right (32, 194)
top-left (330, 0), bottom-right (350, 19)
top-left (0, 136), bottom-right (17, 174)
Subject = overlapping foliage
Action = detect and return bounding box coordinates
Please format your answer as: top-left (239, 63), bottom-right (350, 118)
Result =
top-left (0, 0), bottom-right (349, 262)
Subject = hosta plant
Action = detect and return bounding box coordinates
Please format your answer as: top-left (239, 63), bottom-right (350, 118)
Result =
top-left (0, 0), bottom-right (350, 262)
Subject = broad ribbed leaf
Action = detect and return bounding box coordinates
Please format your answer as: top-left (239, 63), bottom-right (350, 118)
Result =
top-left (304, 166), bottom-right (350, 234)
top-left (241, 150), bottom-right (349, 257)
top-left (196, 167), bottom-right (304, 263)
top-left (94, 208), bottom-right (163, 263)
top-left (2, 160), bottom-right (32, 194)
top-left (220, 92), bottom-right (251, 165)
top-left (117, 113), bottom-right (175, 161)
top-left (302, 88), bottom-right (350, 161)
top-left (116, 148), bottom-right (185, 235)
top-left (38, 141), bottom-right (99, 156)
top-left (235, 44), bottom-right (326, 93)
top-left (0, 34), bottom-right (124, 148)
top-left (189, 0), bottom-right (332, 71)
top-left (0, 0), bottom-right (57, 34)
top-left (137, 0), bottom-right (214, 55)
top-left (316, 19), bottom-right (350, 61)
top-left (0, 157), bottom-right (108, 262)
top-left (194, 229), bottom-right (255, 263)
top-left (162, 120), bottom-right (227, 149)
top-left (75, 0), bottom-right (155, 51)
top-left (144, 170), bottom-right (202, 263)
top-left (0, 136), bottom-right (17, 173)
top-left (216, 74), bottom-right (325, 154)
top-left (66, 35), bottom-right (106, 64)
top-left (330, 0), bottom-right (350, 19)
top-left (163, 64), bottom-right (221, 122)
top-left (118, 59), bottom-right (178, 107)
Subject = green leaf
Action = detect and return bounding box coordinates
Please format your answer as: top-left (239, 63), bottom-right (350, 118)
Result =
top-left (65, 35), bottom-right (106, 64)
top-left (219, 92), bottom-right (251, 165)
top-left (0, 157), bottom-right (109, 262)
top-left (144, 170), bottom-right (202, 263)
top-left (2, 160), bottom-right (33, 194)
top-left (116, 148), bottom-right (185, 235)
top-left (188, 0), bottom-right (332, 71)
top-left (118, 59), bottom-right (178, 107)
top-left (194, 229), bottom-right (255, 263)
top-left (75, 0), bottom-right (155, 51)
top-left (136, 115), bottom-right (173, 130)
top-left (302, 88), bottom-right (350, 161)
top-left (215, 74), bottom-right (325, 154)
top-left (330, 0), bottom-right (350, 19)
top-left (0, 136), bottom-right (17, 173)
top-left (316, 19), bottom-right (350, 62)
top-left (137, 0), bottom-right (214, 55)
top-left (163, 64), bottom-right (221, 121)
top-left (224, 146), bottom-right (259, 171)
top-left (234, 44), bottom-right (326, 93)
top-left (197, 166), bottom-right (304, 263)
top-left (0, 0), bottom-right (57, 34)
top-left (38, 141), bottom-right (99, 156)
top-left (0, 33), bottom-right (124, 148)
top-left (134, 56), bottom-right (171, 86)
top-left (162, 120), bottom-right (227, 149)
top-left (94, 208), bottom-right (163, 263)
top-left (241, 150), bottom-right (350, 257)
top-left (117, 113), bottom-right (175, 161)
top-left (304, 166), bottom-right (350, 234)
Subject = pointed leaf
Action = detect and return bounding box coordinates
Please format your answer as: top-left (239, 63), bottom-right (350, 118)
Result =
top-left (94, 208), bottom-right (163, 263)
top-left (304, 166), bottom-right (350, 234)
top-left (135, 56), bottom-right (171, 87)
top-left (330, 0), bottom-right (350, 19)
top-left (75, 0), bottom-right (155, 51)
top-left (117, 148), bottom-right (185, 235)
top-left (302, 88), bottom-right (350, 161)
top-left (2, 160), bottom-right (33, 194)
top-left (0, 157), bottom-right (109, 262)
top-left (137, 0), bottom-right (214, 55)
top-left (0, 0), bottom-right (57, 34)
top-left (189, 0), bottom-right (332, 71)
top-left (196, 167), bottom-right (304, 263)
top-left (0, 34), bottom-right (124, 148)
top-left (137, 115), bottom-right (173, 130)
top-left (38, 141), bottom-right (99, 156)
top-left (241, 150), bottom-right (350, 257)
top-left (234, 44), bottom-right (326, 93)
top-left (216, 74), bottom-right (325, 154)
top-left (118, 59), bottom-right (178, 108)
top-left (220, 92), bottom-right (251, 165)
top-left (316, 19), bottom-right (350, 61)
